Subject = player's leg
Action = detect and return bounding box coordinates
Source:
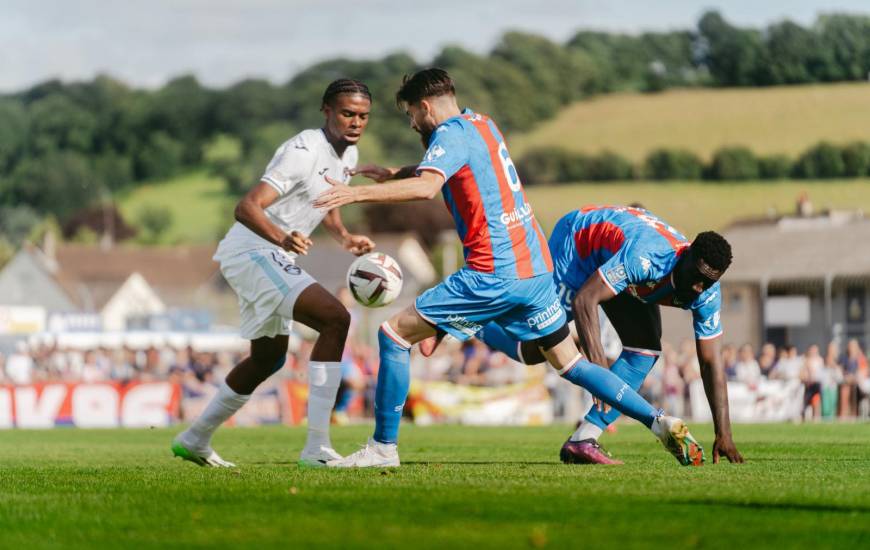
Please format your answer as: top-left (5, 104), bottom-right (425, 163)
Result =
top-left (329, 269), bottom-right (503, 468)
top-left (173, 335), bottom-right (288, 467)
top-left (536, 331), bottom-right (702, 466)
top-left (327, 305), bottom-right (434, 468)
top-left (501, 275), bottom-right (702, 465)
top-left (563, 297), bottom-right (662, 464)
top-left (286, 283), bottom-right (351, 465)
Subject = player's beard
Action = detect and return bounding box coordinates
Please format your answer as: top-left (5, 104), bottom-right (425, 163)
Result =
top-left (418, 128), bottom-right (433, 149)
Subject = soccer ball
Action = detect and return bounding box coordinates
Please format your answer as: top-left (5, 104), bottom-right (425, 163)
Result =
top-left (346, 252), bottom-right (403, 308)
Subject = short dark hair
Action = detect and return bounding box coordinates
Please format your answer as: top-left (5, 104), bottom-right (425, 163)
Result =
top-left (691, 231), bottom-right (733, 272)
top-left (321, 78), bottom-right (371, 110)
top-left (395, 68), bottom-right (455, 107)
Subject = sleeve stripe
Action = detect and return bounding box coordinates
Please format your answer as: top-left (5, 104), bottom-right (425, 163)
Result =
top-left (596, 268), bottom-right (619, 296)
top-left (696, 331), bottom-right (723, 341)
top-left (261, 176), bottom-right (286, 194)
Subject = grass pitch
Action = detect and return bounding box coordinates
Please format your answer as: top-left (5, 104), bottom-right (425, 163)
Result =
top-left (1, 423), bottom-right (868, 549)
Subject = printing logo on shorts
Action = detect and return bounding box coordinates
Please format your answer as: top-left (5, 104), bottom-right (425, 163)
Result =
top-left (526, 299), bottom-right (564, 330)
top-left (425, 144), bottom-right (446, 162)
top-left (605, 264), bottom-right (627, 287)
top-left (500, 202), bottom-right (533, 227)
top-left (447, 314), bottom-right (482, 337)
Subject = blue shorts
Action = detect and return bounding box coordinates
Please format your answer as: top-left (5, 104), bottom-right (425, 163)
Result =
top-left (414, 269), bottom-right (565, 342)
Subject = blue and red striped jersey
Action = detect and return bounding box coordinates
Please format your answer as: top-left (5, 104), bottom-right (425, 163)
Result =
top-left (550, 205), bottom-right (722, 339)
top-left (416, 109), bottom-right (552, 280)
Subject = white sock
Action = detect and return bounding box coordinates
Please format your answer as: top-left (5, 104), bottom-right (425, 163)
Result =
top-left (305, 361), bottom-right (342, 450)
top-left (570, 421), bottom-right (604, 442)
top-left (181, 381), bottom-right (250, 453)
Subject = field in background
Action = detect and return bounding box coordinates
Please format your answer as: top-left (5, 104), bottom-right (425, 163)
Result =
top-left (509, 83), bottom-right (870, 161)
top-left (117, 170), bottom-right (235, 245)
top-left (116, 174), bottom-right (870, 245)
top-left (0, 424), bottom-right (867, 548)
top-left (525, 180), bottom-right (870, 236)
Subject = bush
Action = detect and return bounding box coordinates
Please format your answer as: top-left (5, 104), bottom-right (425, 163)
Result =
top-left (841, 141), bottom-right (870, 177)
top-left (135, 131), bottom-right (185, 180)
top-left (515, 148), bottom-right (574, 185)
top-left (707, 146), bottom-right (759, 180)
top-left (136, 204), bottom-right (173, 243)
top-left (643, 148), bottom-right (703, 180)
top-left (588, 150), bottom-right (634, 181)
top-left (757, 154), bottom-right (793, 179)
top-left (793, 142), bottom-right (845, 178)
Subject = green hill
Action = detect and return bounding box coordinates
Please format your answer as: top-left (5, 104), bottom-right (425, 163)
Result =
top-left (509, 83), bottom-right (870, 161)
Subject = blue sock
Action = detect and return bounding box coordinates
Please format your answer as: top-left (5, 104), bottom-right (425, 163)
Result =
top-left (373, 326), bottom-right (411, 444)
top-left (561, 357), bottom-right (661, 428)
top-left (584, 350), bottom-right (658, 429)
top-left (480, 322), bottom-right (521, 362)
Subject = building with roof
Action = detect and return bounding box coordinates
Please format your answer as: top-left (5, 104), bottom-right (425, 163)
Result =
top-left (661, 211), bottom-right (870, 350)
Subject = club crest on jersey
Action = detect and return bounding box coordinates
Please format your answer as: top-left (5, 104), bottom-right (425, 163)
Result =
top-left (425, 144), bottom-right (446, 162)
top-left (703, 311), bottom-right (721, 331)
top-left (640, 256), bottom-right (651, 273)
top-left (605, 264), bottom-right (627, 286)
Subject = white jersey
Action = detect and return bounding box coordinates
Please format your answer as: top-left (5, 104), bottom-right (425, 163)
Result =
top-left (215, 128), bottom-right (358, 261)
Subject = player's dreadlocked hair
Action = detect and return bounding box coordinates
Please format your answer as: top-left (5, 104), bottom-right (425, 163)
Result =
top-left (395, 68), bottom-right (455, 107)
top-left (321, 78), bottom-right (371, 110)
top-left (691, 231), bottom-right (733, 272)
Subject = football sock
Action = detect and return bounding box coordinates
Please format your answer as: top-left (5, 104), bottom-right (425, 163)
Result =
top-left (572, 349), bottom-right (659, 440)
top-left (559, 355), bottom-right (660, 429)
top-left (480, 322), bottom-right (522, 362)
top-left (305, 361), bottom-right (342, 449)
top-left (373, 323), bottom-right (411, 445)
top-left (181, 381), bottom-right (250, 452)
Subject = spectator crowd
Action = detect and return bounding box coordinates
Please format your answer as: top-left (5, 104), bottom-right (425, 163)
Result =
top-left (2, 332), bottom-right (869, 422)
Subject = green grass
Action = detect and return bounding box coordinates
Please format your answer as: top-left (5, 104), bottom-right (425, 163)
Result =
top-left (525, 179), bottom-right (870, 236)
top-left (509, 82), bottom-right (870, 161)
top-left (1, 423), bottom-right (868, 549)
top-left (117, 169), bottom-right (236, 245)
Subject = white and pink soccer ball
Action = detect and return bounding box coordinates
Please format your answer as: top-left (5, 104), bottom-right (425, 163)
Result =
top-left (346, 252), bottom-right (404, 307)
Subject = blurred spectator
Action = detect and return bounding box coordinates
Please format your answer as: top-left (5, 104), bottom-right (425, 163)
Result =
top-left (734, 344), bottom-right (761, 388)
top-left (800, 344), bottom-right (824, 419)
top-left (839, 339), bottom-right (869, 418)
top-left (5, 342), bottom-right (34, 385)
top-left (758, 343), bottom-right (777, 377)
top-left (662, 346), bottom-right (685, 417)
top-left (771, 345), bottom-right (803, 381)
top-left (721, 343), bottom-right (737, 380)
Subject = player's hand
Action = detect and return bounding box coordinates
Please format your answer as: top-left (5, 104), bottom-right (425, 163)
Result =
top-left (592, 397), bottom-right (611, 413)
top-left (343, 234), bottom-right (375, 256)
top-left (314, 176), bottom-right (358, 210)
top-left (280, 231), bottom-right (313, 255)
top-left (712, 435), bottom-right (744, 464)
top-left (349, 164), bottom-right (393, 183)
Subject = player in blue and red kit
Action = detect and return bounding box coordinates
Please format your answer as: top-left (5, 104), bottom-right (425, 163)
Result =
top-left (314, 69), bottom-right (703, 468)
top-left (480, 205), bottom-right (744, 464)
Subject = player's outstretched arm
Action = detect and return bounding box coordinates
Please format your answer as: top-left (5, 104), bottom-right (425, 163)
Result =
top-left (351, 164), bottom-right (418, 183)
top-left (314, 171), bottom-right (444, 209)
top-left (696, 336), bottom-right (745, 464)
top-left (235, 182), bottom-right (312, 255)
top-left (322, 208), bottom-right (375, 256)
top-left (572, 275), bottom-right (616, 369)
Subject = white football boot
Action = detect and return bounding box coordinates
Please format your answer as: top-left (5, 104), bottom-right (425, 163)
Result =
top-left (652, 415), bottom-right (705, 466)
top-left (171, 437), bottom-right (236, 468)
top-left (326, 438), bottom-right (400, 468)
top-left (299, 445), bottom-right (343, 467)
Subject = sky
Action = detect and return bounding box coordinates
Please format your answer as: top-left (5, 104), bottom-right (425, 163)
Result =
top-left (2, 0), bottom-right (869, 92)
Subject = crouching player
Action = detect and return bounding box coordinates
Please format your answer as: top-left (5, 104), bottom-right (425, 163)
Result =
top-left (314, 69), bottom-right (704, 468)
top-left (481, 205), bottom-right (745, 464)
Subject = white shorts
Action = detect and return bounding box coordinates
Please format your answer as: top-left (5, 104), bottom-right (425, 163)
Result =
top-left (218, 248), bottom-right (316, 340)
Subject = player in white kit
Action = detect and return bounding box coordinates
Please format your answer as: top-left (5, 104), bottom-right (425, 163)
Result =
top-left (172, 79), bottom-right (375, 467)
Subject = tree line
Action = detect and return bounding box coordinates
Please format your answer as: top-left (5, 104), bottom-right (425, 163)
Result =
top-left (517, 141), bottom-right (870, 184)
top-left (2, 10), bottom-right (870, 247)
